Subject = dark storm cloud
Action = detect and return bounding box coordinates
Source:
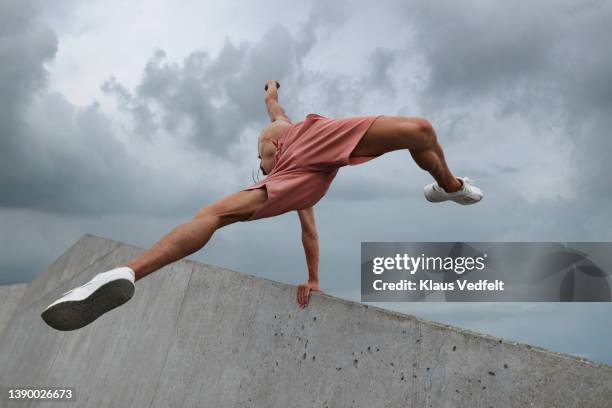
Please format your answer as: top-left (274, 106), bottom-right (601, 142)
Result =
top-left (404, 1), bottom-right (612, 116)
top-left (100, 0), bottom-right (407, 159)
top-left (102, 2), bottom-right (347, 156)
top-left (295, 46), bottom-right (400, 118)
top-left (391, 0), bottom-right (612, 231)
top-left (363, 47), bottom-right (399, 95)
top-left (0, 0), bottom-right (350, 215)
top-left (103, 33), bottom-right (290, 155)
top-left (0, 1), bottom-right (56, 146)
top-left (0, 85), bottom-right (157, 215)
top-left (0, 0), bottom-right (147, 215)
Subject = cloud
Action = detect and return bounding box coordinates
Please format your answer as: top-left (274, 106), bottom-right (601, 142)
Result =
top-left (0, 1), bottom-right (140, 215)
top-left (401, 0), bottom-right (612, 204)
top-left (100, 0), bottom-right (349, 157)
top-left (102, 29), bottom-right (296, 156)
top-left (0, 1), bottom-right (351, 216)
top-left (362, 47), bottom-right (399, 95)
top-left (0, 1), bottom-right (56, 144)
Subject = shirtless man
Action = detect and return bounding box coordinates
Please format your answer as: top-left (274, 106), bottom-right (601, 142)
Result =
top-left (42, 80), bottom-right (483, 331)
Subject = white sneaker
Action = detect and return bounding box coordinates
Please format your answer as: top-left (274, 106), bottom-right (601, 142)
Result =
top-left (41, 267), bottom-right (135, 331)
top-left (424, 177), bottom-right (483, 205)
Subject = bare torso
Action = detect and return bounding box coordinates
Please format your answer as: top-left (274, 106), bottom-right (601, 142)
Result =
top-left (258, 119), bottom-right (291, 174)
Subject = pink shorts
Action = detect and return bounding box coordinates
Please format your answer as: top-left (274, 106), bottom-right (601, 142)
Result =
top-left (243, 113), bottom-right (383, 220)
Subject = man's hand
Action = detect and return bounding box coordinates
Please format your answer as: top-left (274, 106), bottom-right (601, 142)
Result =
top-left (297, 281), bottom-right (322, 309)
top-left (264, 80), bottom-right (289, 122)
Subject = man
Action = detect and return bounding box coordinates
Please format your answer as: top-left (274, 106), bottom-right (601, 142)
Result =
top-left (42, 80), bottom-right (482, 331)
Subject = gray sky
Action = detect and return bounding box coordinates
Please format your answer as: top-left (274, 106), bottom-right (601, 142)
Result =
top-left (1, 0), bottom-right (611, 363)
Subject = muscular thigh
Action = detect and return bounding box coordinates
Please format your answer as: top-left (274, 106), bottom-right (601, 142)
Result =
top-left (350, 116), bottom-right (430, 157)
top-left (197, 188), bottom-right (267, 224)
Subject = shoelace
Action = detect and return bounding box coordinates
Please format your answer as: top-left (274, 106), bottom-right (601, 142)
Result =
top-left (461, 177), bottom-right (476, 191)
top-left (434, 177), bottom-right (476, 193)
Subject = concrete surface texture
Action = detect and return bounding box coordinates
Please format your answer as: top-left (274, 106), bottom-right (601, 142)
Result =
top-left (0, 283), bottom-right (27, 337)
top-left (0, 234), bottom-right (611, 407)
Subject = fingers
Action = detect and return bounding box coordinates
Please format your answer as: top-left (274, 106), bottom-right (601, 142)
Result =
top-left (296, 283), bottom-right (322, 308)
top-left (297, 285), bottom-right (304, 308)
top-left (264, 80), bottom-right (280, 92)
top-left (297, 285), bottom-right (309, 309)
top-left (301, 287), bottom-right (308, 308)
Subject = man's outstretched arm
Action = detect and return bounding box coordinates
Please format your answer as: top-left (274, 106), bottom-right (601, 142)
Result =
top-left (265, 80), bottom-right (291, 123)
top-left (296, 207), bottom-right (321, 308)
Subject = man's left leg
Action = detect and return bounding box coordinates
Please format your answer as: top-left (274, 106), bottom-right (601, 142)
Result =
top-left (351, 116), bottom-right (459, 190)
top-left (351, 116), bottom-right (483, 204)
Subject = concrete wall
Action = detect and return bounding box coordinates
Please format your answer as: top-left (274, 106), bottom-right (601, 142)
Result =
top-left (0, 235), bottom-right (611, 407)
top-left (0, 283), bottom-right (27, 336)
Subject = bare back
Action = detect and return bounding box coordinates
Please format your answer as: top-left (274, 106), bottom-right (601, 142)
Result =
top-left (258, 119), bottom-right (291, 174)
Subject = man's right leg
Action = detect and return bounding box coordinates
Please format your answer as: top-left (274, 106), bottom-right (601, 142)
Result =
top-left (127, 188), bottom-right (267, 280)
top-left (41, 188), bottom-right (268, 331)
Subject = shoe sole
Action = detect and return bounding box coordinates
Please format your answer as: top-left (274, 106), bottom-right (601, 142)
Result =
top-left (41, 279), bottom-right (134, 331)
top-left (424, 194), bottom-right (444, 203)
top-left (455, 195), bottom-right (482, 205)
